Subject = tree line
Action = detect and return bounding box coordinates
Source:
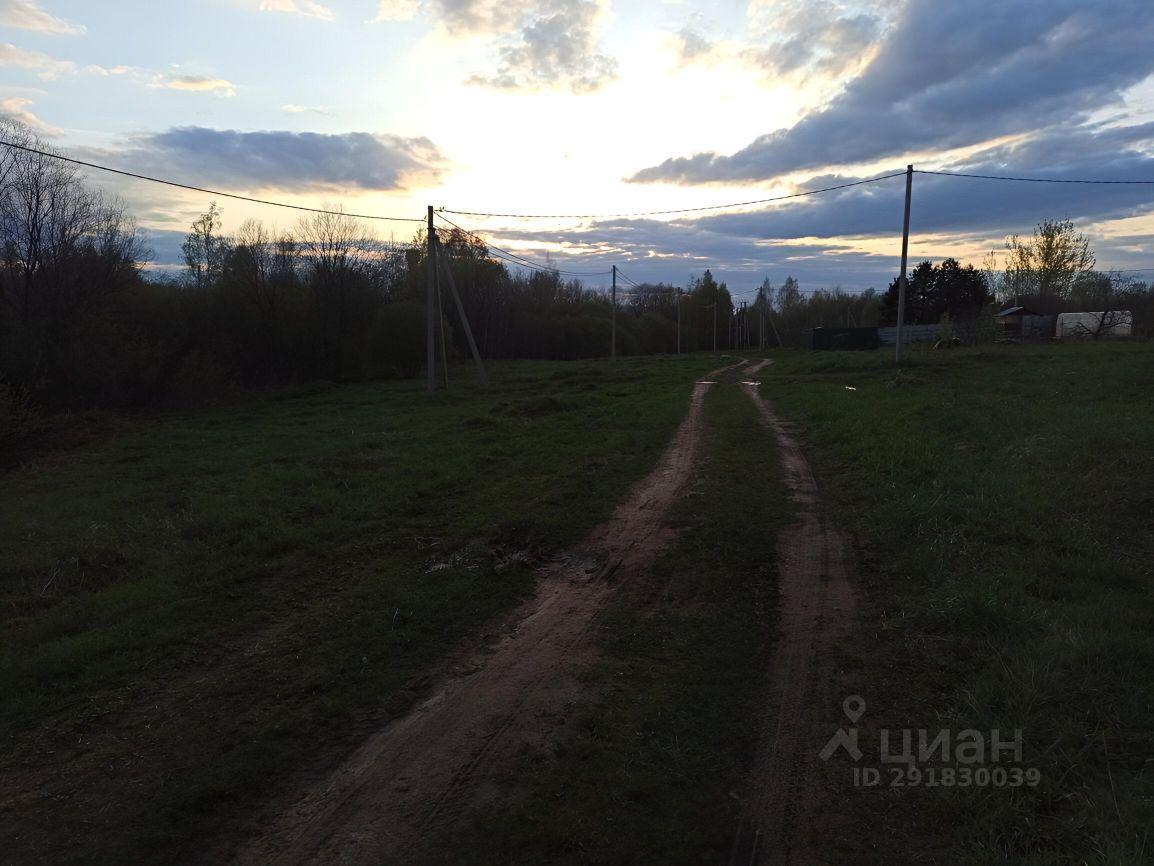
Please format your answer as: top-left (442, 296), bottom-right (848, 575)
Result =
top-left (3, 120), bottom-right (1153, 425)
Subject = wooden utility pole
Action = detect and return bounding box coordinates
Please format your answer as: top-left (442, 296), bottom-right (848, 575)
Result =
top-left (435, 237), bottom-right (489, 388)
top-left (437, 264), bottom-right (449, 389)
top-left (611, 265), bottom-right (617, 359)
top-left (676, 287), bottom-right (682, 355)
top-left (768, 309), bottom-right (783, 348)
top-left (426, 205), bottom-right (436, 392)
top-left (895, 164), bottom-right (914, 363)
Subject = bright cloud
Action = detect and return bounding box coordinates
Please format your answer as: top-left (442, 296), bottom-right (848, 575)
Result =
top-left (0, 96), bottom-right (59, 134)
top-left (150, 74), bottom-right (237, 97)
top-left (372, 0), bottom-right (419, 23)
top-left (258, 0), bottom-right (335, 21)
top-left (0, 41), bottom-right (73, 78)
top-left (0, 0), bottom-right (85, 36)
top-left (282, 103), bottom-right (333, 115)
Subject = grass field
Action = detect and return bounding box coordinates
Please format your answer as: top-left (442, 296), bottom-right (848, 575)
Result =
top-left (4, 341), bottom-right (1152, 864)
top-left (762, 340), bottom-right (1154, 863)
top-left (0, 355), bottom-right (717, 863)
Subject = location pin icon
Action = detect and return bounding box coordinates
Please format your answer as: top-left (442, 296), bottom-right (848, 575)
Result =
top-left (843, 695), bottom-right (866, 724)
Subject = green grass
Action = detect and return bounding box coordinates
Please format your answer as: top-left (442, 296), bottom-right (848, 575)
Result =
top-left (0, 355), bottom-right (718, 864)
top-left (422, 379), bottom-right (792, 864)
top-left (761, 340), bottom-right (1154, 863)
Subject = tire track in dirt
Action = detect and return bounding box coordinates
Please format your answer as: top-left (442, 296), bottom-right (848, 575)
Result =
top-left (731, 383), bottom-right (860, 866)
top-left (228, 362), bottom-right (746, 866)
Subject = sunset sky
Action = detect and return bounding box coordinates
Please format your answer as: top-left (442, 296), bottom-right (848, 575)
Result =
top-left (3, 0), bottom-right (1154, 292)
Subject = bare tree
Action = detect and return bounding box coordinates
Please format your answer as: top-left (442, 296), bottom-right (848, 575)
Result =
top-left (296, 209), bottom-right (381, 374)
top-left (0, 119), bottom-right (145, 395)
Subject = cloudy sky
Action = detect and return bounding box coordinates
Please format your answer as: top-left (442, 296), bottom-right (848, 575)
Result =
top-left (3, 0), bottom-right (1154, 292)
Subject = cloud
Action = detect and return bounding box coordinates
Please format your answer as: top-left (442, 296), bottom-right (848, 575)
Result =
top-left (282, 103), bottom-right (333, 115)
top-left (479, 122), bottom-right (1154, 290)
top-left (689, 126), bottom-right (1154, 243)
top-left (372, 0), bottom-right (419, 22)
top-left (743, 0), bottom-right (885, 80)
top-left (420, 0), bottom-right (615, 93)
top-left (258, 0), bottom-right (335, 20)
top-left (0, 0), bottom-right (85, 35)
top-left (92, 127), bottom-right (445, 193)
top-left (675, 25), bottom-right (712, 63)
top-left (150, 74), bottom-right (237, 97)
top-left (85, 63), bottom-right (137, 77)
top-left (426, 0), bottom-right (514, 34)
top-left (0, 42), bottom-right (73, 79)
top-left (465, 0), bottom-right (616, 93)
top-left (0, 96), bottom-right (59, 134)
top-left (633, 0), bottom-right (1154, 184)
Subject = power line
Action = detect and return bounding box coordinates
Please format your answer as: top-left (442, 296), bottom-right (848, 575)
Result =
top-left (439, 171), bottom-right (908, 220)
top-left (917, 169), bottom-right (1154, 185)
top-left (615, 268), bottom-right (641, 288)
top-left (0, 138), bottom-right (426, 223)
top-left (434, 212), bottom-right (614, 277)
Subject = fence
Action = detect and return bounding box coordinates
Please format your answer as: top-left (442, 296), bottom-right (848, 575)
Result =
top-left (877, 324), bottom-right (938, 345)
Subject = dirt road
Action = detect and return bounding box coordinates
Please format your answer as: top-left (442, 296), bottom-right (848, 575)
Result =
top-left (730, 382), bottom-right (860, 866)
top-left (225, 360), bottom-right (858, 865)
top-left (229, 364), bottom-right (743, 865)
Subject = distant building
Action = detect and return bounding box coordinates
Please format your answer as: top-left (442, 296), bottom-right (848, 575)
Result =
top-left (994, 306), bottom-right (1053, 339)
top-left (1055, 311), bottom-right (1133, 338)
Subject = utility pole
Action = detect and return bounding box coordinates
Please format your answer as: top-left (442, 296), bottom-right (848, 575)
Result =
top-left (426, 205), bottom-right (436, 392)
top-left (676, 287), bottom-right (682, 355)
top-left (435, 236), bottom-right (489, 388)
top-left (895, 164), bottom-right (914, 363)
top-left (611, 265), bottom-right (617, 360)
top-left (437, 263), bottom-right (449, 389)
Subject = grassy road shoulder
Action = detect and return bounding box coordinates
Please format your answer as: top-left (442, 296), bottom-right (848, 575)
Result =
top-left (762, 341), bottom-right (1154, 863)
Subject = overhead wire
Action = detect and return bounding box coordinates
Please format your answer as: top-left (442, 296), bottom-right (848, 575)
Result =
top-left (5, 138), bottom-right (1151, 284)
top-left (614, 268), bottom-right (641, 288)
top-left (0, 138), bottom-right (426, 223)
top-left (438, 171), bottom-right (909, 220)
top-left (434, 211), bottom-right (615, 277)
top-left (916, 169), bottom-right (1154, 184)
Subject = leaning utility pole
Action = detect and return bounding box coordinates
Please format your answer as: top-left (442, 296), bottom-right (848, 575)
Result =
top-left (611, 265), bottom-right (617, 359)
top-left (435, 236), bottom-right (489, 388)
top-left (426, 205), bottom-right (436, 392)
top-left (676, 287), bottom-right (682, 355)
top-left (895, 164), bottom-right (914, 363)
